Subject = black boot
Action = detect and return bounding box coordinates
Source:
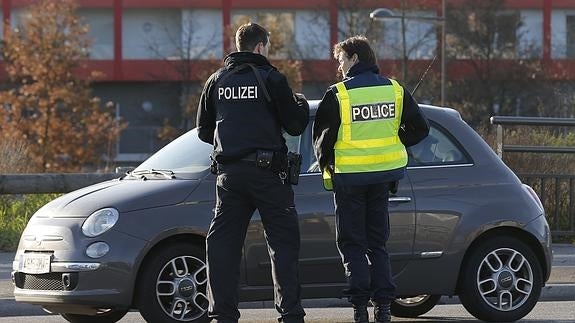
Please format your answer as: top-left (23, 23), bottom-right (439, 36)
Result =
top-left (374, 302), bottom-right (391, 323)
top-left (353, 305), bottom-right (369, 323)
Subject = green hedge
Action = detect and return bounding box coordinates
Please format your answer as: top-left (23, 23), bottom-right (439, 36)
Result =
top-left (0, 194), bottom-right (60, 252)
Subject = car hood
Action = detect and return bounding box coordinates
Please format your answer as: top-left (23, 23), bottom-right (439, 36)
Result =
top-left (35, 176), bottom-right (203, 218)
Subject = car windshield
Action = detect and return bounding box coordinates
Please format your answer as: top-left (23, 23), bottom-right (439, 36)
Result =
top-left (134, 129), bottom-right (304, 174)
top-left (134, 128), bottom-right (212, 173)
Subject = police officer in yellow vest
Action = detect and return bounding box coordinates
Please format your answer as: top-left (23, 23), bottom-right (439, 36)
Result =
top-left (312, 36), bottom-right (429, 323)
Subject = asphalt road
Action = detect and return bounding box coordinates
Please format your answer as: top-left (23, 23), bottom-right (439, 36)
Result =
top-left (0, 301), bottom-right (573, 322)
top-left (1, 244), bottom-right (574, 322)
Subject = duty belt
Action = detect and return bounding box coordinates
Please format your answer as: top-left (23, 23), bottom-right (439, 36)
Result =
top-left (240, 152), bottom-right (258, 162)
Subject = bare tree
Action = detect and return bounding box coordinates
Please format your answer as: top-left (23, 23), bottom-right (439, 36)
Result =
top-left (0, 0), bottom-right (125, 172)
top-left (230, 13), bottom-right (303, 92)
top-left (446, 0), bottom-right (553, 125)
top-left (301, 1), bottom-right (441, 101)
top-left (143, 12), bottom-right (305, 142)
top-left (143, 14), bottom-right (222, 142)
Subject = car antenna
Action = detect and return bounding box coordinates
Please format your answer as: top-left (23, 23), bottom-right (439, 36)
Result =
top-left (411, 54), bottom-right (438, 95)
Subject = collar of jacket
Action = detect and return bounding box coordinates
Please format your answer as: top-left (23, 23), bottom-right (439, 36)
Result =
top-left (223, 51), bottom-right (272, 68)
top-left (345, 62), bottom-right (380, 78)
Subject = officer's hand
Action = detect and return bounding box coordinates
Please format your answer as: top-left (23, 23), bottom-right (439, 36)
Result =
top-left (294, 92), bottom-right (306, 101)
top-left (326, 164), bottom-right (335, 176)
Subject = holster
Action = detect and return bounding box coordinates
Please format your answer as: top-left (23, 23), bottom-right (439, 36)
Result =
top-left (286, 152), bottom-right (302, 185)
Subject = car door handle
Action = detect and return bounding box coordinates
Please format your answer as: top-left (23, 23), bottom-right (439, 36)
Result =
top-left (388, 196), bottom-right (412, 203)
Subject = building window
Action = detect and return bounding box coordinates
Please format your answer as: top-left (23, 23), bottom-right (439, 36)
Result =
top-left (93, 82), bottom-right (182, 161)
top-left (338, 9), bottom-right (390, 58)
top-left (79, 9), bottom-right (114, 60)
top-left (494, 12), bottom-right (520, 58)
top-left (340, 9), bottom-right (437, 60)
top-left (232, 10), bottom-right (295, 59)
top-left (294, 10), bottom-right (330, 59)
top-left (517, 10), bottom-right (542, 59)
top-left (123, 9), bottom-right (181, 59)
top-left (10, 8), bottom-right (113, 60)
top-left (567, 15), bottom-right (575, 58)
top-left (181, 10), bottom-right (223, 59)
top-left (551, 9), bottom-right (575, 59)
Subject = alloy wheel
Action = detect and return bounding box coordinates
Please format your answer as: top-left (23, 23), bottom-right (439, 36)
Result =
top-left (156, 255), bottom-right (208, 321)
top-left (395, 295), bottom-right (432, 306)
top-left (476, 247), bottom-right (533, 312)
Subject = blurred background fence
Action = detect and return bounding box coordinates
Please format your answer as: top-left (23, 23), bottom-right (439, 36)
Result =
top-left (491, 116), bottom-right (575, 239)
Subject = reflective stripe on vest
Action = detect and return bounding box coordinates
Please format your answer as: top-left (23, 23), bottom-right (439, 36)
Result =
top-left (322, 79), bottom-right (407, 190)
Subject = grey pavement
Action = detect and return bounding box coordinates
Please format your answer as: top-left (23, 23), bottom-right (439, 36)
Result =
top-left (0, 301), bottom-right (574, 322)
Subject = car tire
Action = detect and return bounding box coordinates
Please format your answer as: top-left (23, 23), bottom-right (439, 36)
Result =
top-left (391, 295), bottom-right (440, 318)
top-left (61, 309), bottom-right (128, 323)
top-left (458, 236), bottom-right (542, 322)
top-left (137, 243), bottom-right (209, 323)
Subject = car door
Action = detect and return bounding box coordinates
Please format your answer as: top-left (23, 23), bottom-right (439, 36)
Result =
top-left (244, 126), bottom-right (417, 286)
top-left (406, 122), bottom-right (473, 257)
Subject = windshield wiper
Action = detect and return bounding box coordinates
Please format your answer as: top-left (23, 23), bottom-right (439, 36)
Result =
top-left (129, 168), bottom-right (176, 180)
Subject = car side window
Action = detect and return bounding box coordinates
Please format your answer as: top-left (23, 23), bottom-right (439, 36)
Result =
top-left (285, 132), bottom-right (318, 174)
top-left (284, 118), bottom-right (316, 173)
top-left (407, 124), bottom-right (470, 166)
top-left (284, 132), bottom-right (301, 153)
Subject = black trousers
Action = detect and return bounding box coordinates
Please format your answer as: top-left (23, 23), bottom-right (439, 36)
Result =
top-left (333, 180), bottom-right (396, 306)
top-left (206, 161), bottom-right (305, 323)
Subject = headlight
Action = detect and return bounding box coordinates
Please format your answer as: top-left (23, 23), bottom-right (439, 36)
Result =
top-left (82, 208), bottom-right (119, 237)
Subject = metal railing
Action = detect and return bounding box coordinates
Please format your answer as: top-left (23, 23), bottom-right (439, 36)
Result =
top-left (520, 174), bottom-right (575, 238)
top-left (490, 116), bottom-right (575, 158)
top-left (490, 116), bottom-right (575, 238)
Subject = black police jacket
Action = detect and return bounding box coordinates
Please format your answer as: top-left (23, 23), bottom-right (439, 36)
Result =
top-left (312, 62), bottom-right (429, 185)
top-left (197, 52), bottom-right (309, 163)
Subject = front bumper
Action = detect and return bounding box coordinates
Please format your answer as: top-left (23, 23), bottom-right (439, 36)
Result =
top-left (12, 217), bottom-right (147, 312)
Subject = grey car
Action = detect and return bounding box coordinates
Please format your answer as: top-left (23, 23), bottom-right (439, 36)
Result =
top-left (12, 103), bottom-right (552, 323)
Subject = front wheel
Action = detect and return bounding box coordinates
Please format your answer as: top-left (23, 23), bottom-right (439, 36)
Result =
top-left (458, 236), bottom-right (543, 322)
top-left (391, 295), bottom-right (441, 318)
top-left (137, 243), bottom-right (209, 322)
top-left (61, 309), bottom-right (128, 323)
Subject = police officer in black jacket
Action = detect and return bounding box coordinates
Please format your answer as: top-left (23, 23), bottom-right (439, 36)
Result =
top-left (196, 23), bottom-right (308, 323)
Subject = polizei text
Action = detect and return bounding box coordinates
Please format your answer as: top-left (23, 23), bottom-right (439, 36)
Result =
top-left (218, 86), bottom-right (258, 100)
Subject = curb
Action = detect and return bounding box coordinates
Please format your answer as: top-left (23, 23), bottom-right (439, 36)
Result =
top-left (239, 284), bottom-right (575, 309)
top-left (540, 283), bottom-right (575, 301)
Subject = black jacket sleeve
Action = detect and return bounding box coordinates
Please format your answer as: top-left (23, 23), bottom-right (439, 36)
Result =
top-left (196, 72), bottom-right (219, 145)
top-left (399, 88), bottom-right (430, 147)
top-left (312, 88), bottom-right (340, 172)
top-left (268, 72), bottom-right (309, 136)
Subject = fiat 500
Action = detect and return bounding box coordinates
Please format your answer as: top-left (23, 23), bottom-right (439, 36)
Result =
top-left (12, 103), bottom-right (552, 323)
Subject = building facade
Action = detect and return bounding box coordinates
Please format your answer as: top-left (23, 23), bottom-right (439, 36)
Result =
top-left (1, 0), bottom-right (574, 163)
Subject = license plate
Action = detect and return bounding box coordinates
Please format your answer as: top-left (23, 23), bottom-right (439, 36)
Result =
top-left (20, 253), bottom-right (51, 274)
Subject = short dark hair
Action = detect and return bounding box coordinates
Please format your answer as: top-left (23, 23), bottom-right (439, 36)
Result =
top-left (333, 35), bottom-right (377, 66)
top-left (235, 23), bottom-right (269, 52)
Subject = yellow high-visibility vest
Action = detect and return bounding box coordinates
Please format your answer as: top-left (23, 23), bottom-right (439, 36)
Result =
top-left (322, 79), bottom-right (407, 191)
